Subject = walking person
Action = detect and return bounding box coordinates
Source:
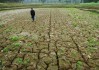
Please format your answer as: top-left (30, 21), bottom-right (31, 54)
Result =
top-left (30, 8), bottom-right (35, 21)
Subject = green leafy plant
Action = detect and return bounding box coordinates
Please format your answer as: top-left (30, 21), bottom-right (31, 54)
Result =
top-left (5, 29), bottom-right (11, 33)
top-left (72, 23), bottom-right (78, 27)
top-left (76, 61), bottom-right (83, 70)
top-left (13, 43), bottom-right (21, 47)
top-left (71, 51), bottom-right (78, 57)
top-left (21, 48), bottom-right (28, 52)
top-left (87, 37), bottom-right (99, 47)
top-left (26, 43), bottom-right (33, 47)
top-left (15, 58), bottom-right (30, 65)
top-left (24, 59), bottom-right (30, 64)
top-left (5, 27), bottom-right (12, 33)
top-left (3, 47), bottom-right (10, 52)
top-left (10, 36), bottom-right (20, 41)
top-left (94, 23), bottom-right (99, 28)
top-left (15, 58), bottom-right (23, 64)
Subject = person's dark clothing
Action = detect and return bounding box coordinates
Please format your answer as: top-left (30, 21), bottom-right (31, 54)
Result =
top-left (30, 9), bottom-right (35, 21)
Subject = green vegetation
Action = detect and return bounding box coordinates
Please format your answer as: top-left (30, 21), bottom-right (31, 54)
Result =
top-left (15, 58), bottom-right (23, 64)
top-left (10, 36), bottom-right (20, 41)
top-left (13, 43), bottom-right (21, 47)
top-left (0, 24), bottom-right (4, 28)
top-left (5, 27), bottom-right (12, 33)
top-left (3, 47), bottom-right (10, 52)
top-left (71, 50), bottom-right (78, 57)
top-left (72, 23), bottom-right (78, 27)
top-left (87, 37), bottom-right (99, 47)
top-left (15, 58), bottom-right (30, 65)
top-left (24, 59), bottom-right (30, 64)
top-left (0, 3), bottom-right (99, 11)
top-left (76, 61), bottom-right (83, 70)
top-left (87, 47), bottom-right (97, 53)
top-left (26, 43), bottom-right (33, 47)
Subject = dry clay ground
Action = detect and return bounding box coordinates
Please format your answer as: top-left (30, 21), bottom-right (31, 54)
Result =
top-left (0, 8), bottom-right (99, 70)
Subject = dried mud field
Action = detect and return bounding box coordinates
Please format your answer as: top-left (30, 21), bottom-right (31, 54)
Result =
top-left (0, 8), bottom-right (99, 70)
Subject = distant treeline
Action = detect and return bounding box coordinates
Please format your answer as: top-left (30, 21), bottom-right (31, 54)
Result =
top-left (84, 0), bottom-right (99, 3)
top-left (0, 0), bottom-right (23, 3)
top-left (0, 0), bottom-right (99, 3)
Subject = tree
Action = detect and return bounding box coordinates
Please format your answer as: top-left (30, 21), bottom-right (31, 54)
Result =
top-left (84, 0), bottom-right (99, 3)
top-left (59, 0), bottom-right (61, 2)
top-left (92, 0), bottom-right (99, 3)
top-left (40, 0), bottom-right (46, 3)
top-left (0, 0), bottom-right (23, 3)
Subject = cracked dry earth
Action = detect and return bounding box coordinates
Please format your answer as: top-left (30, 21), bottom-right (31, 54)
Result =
top-left (0, 8), bottom-right (99, 70)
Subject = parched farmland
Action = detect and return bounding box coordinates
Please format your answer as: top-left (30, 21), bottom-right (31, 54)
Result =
top-left (0, 8), bottom-right (99, 70)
